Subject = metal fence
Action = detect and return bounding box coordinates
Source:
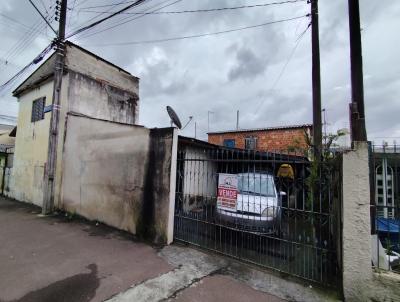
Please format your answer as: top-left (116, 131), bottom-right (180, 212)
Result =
top-left (174, 142), bottom-right (342, 287)
top-left (370, 145), bottom-right (400, 273)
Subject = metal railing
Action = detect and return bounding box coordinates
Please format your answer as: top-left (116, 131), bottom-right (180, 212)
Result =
top-left (174, 145), bottom-right (342, 287)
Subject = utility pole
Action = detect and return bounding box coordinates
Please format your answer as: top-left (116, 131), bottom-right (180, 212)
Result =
top-left (322, 108), bottom-right (327, 146)
top-left (236, 110), bottom-right (239, 130)
top-left (194, 122), bottom-right (197, 139)
top-left (311, 0), bottom-right (322, 159)
top-left (42, 0), bottom-right (67, 214)
top-left (207, 111), bottom-right (213, 133)
top-left (348, 0), bottom-right (367, 142)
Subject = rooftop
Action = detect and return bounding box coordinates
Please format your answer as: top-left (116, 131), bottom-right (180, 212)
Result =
top-left (13, 41), bottom-right (138, 97)
top-left (207, 124), bottom-right (313, 135)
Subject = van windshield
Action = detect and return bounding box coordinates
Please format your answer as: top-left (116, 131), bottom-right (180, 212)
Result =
top-left (238, 174), bottom-right (275, 197)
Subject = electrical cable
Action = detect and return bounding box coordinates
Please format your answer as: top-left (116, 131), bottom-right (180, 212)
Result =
top-left (66, 0), bottom-right (148, 38)
top-left (1, 6), bottom-right (55, 68)
top-left (254, 21), bottom-right (311, 113)
top-left (79, 0), bottom-right (307, 15)
top-left (76, 0), bottom-right (181, 40)
top-left (68, 0), bottom-right (137, 33)
top-left (83, 14), bottom-right (309, 47)
top-left (0, 13), bottom-right (32, 30)
top-left (0, 43), bottom-right (53, 94)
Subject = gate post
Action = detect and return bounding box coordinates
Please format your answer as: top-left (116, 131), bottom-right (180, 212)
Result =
top-left (166, 128), bottom-right (178, 244)
top-left (342, 141), bottom-right (372, 301)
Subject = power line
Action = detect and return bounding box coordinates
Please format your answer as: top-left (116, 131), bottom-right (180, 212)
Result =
top-left (1, 6), bottom-right (56, 69)
top-left (66, 0), bottom-right (148, 38)
top-left (1, 20), bottom-right (44, 65)
top-left (255, 21), bottom-right (311, 113)
top-left (0, 43), bottom-right (53, 94)
top-left (28, 0), bottom-right (57, 35)
top-left (84, 14), bottom-right (308, 47)
top-left (76, 0), bottom-right (181, 40)
top-left (79, 0), bottom-right (306, 14)
top-left (77, 0), bottom-right (159, 9)
top-left (37, 0), bottom-right (49, 14)
top-left (68, 0), bottom-right (138, 33)
top-left (0, 13), bottom-right (32, 30)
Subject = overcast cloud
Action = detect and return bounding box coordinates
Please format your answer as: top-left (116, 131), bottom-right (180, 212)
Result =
top-left (0, 0), bottom-right (399, 144)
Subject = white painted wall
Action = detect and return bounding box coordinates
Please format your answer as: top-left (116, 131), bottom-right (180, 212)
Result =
top-left (182, 146), bottom-right (217, 212)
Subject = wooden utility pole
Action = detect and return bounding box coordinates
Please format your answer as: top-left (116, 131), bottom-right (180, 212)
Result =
top-left (42, 0), bottom-right (67, 214)
top-left (348, 0), bottom-right (367, 142)
top-left (311, 0), bottom-right (322, 159)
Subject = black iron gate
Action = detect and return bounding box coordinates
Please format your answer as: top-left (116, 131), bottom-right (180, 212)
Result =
top-left (174, 141), bottom-right (341, 287)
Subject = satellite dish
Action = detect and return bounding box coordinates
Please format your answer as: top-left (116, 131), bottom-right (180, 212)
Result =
top-left (166, 106), bottom-right (182, 129)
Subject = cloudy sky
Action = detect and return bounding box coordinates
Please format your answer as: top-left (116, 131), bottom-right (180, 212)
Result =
top-left (0, 0), bottom-right (399, 144)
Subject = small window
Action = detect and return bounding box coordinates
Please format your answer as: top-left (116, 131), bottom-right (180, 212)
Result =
top-left (31, 97), bottom-right (45, 122)
top-left (223, 139), bottom-right (235, 148)
top-left (245, 137), bottom-right (257, 150)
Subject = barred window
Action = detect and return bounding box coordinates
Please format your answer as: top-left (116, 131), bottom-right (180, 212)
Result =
top-left (31, 97), bottom-right (45, 122)
top-left (245, 137), bottom-right (257, 150)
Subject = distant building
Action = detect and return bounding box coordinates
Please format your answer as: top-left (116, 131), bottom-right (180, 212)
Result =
top-left (10, 41), bottom-right (139, 206)
top-left (371, 144), bottom-right (400, 219)
top-left (208, 124), bottom-right (312, 153)
top-left (0, 124), bottom-right (15, 195)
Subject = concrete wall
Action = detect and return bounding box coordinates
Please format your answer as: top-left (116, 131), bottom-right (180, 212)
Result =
top-left (12, 43), bottom-right (140, 209)
top-left (65, 43), bottom-right (139, 96)
top-left (67, 71), bottom-right (138, 125)
top-left (61, 114), bottom-right (177, 244)
top-left (139, 128), bottom-right (177, 244)
top-left (12, 80), bottom-right (55, 206)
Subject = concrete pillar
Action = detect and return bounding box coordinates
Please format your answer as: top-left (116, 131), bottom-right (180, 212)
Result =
top-left (166, 128), bottom-right (178, 244)
top-left (342, 142), bottom-right (372, 301)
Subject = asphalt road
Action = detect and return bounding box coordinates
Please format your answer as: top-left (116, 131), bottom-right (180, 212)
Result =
top-left (0, 197), bottom-right (172, 302)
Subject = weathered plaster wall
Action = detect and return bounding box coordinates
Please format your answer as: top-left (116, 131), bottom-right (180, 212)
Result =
top-left (67, 71), bottom-right (138, 125)
top-left (12, 80), bottom-right (55, 206)
top-left (61, 114), bottom-right (150, 234)
top-left (65, 44), bottom-right (138, 94)
top-left (60, 114), bottom-right (177, 244)
top-left (139, 128), bottom-right (177, 244)
top-left (65, 44), bottom-right (139, 122)
top-left (12, 43), bottom-right (140, 209)
top-left (12, 75), bottom-right (69, 207)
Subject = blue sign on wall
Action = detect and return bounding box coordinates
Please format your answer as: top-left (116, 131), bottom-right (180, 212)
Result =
top-left (44, 105), bottom-right (53, 113)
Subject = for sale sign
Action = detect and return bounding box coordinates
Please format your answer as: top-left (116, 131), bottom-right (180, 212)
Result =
top-left (217, 173), bottom-right (238, 210)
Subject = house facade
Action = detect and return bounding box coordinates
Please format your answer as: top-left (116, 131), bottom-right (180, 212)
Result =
top-left (10, 42), bottom-right (139, 207)
top-left (208, 124), bottom-right (312, 153)
top-left (0, 124), bottom-right (15, 196)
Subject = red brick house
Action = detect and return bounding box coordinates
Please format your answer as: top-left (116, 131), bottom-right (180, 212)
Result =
top-left (207, 124), bottom-right (312, 153)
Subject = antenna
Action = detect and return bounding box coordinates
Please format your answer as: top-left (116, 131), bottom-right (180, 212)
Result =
top-left (182, 116), bottom-right (193, 130)
top-left (166, 106), bottom-right (182, 129)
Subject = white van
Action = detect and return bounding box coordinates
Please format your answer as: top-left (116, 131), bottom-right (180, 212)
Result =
top-left (217, 172), bottom-right (283, 234)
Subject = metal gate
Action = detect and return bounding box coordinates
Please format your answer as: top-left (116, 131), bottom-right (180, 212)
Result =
top-left (173, 140), bottom-right (341, 287)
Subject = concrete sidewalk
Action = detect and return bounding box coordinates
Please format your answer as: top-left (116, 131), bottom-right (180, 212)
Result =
top-left (0, 197), bottom-right (340, 302)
